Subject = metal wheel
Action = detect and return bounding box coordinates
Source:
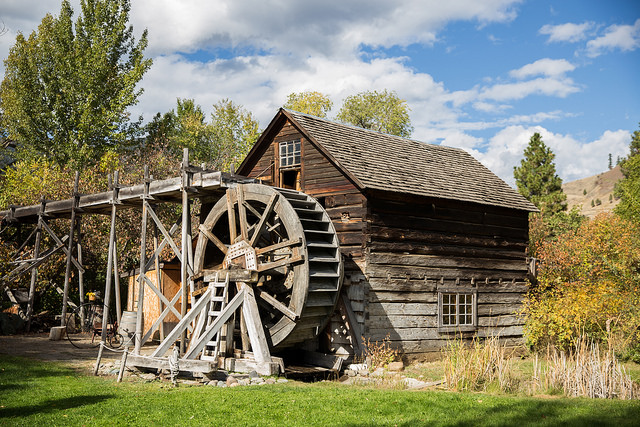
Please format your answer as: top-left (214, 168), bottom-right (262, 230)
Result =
top-left (65, 302), bottom-right (103, 349)
top-left (194, 184), bottom-right (342, 349)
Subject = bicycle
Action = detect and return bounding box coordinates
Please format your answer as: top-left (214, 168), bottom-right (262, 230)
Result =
top-left (65, 302), bottom-right (123, 349)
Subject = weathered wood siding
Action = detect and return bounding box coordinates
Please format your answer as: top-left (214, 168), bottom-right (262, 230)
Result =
top-left (365, 191), bottom-right (529, 357)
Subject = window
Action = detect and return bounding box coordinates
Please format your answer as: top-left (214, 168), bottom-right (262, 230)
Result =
top-left (439, 291), bottom-right (476, 330)
top-left (279, 140), bottom-right (301, 168)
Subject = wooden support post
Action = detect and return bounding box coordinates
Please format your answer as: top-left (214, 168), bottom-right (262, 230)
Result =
top-left (26, 200), bottom-right (44, 332)
top-left (153, 223), bottom-right (163, 340)
top-left (100, 172), bottom-right (118, 348)
top-left (180, 148), bottom-right (190, 355)
top-left (60, 171), bottom-right (80, 327)
top-left (241, 284), bottom-right (271, 364)
top-left (113, 243), bottom-right (121, 325)
top-left (76, 218), bottom-right (85, 326)
top-left (117, 347), bottom-right (128, 383)
top-left (135, 167), bottom-right (150, 355)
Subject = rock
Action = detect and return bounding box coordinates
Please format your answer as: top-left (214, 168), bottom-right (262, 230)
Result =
top-left (248, 370), bottom-right (260, 379)
top-left (229, 382), bottom-right (240, 387)
top-left (387, 361), bottom-right (404, 372)
top-left (370, 368), bottom-right (385, 378)
top-left (277, 378), bottom-right (288, 383)
top-left (251, 377), bottom-right (264, 384)
top-left (139, 373), bottom-right (157, 381)
top-left (344, 369), bottom-right (356, 377)
top-left (237, 379), bottom-right (249, 386)
top-left (217, 381), bottom-right (227, 388)
top-left (403, 378), bottom-right (428, 389)
top-left (359, 370), bottom-right (369, 377)
top-left (265, 378), bottom-right (276, 385)
top-left (226, 376), bottom-right (238, 386)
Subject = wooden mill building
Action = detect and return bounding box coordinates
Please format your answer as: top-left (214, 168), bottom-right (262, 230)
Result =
top-left (238, 109), bottom-right (537, 358)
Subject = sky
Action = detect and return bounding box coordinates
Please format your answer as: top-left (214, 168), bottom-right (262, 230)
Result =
top-left (1, 0), bottom-right (639, 187)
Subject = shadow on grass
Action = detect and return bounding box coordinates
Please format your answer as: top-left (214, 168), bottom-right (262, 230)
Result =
top-left (0, 394), bottom-right (114, 419)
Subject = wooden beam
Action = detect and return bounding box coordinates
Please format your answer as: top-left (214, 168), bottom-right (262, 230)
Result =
top-left (256, 288), bottom-right (298, 321)
top-left (198, 224), bottom-right (228, 255)
top-left (60, 171), bottom-right (80, 327)
top-left (241, 284), bottom-right (271, 364)
top-left (249, 192), bottom-right (278, 247)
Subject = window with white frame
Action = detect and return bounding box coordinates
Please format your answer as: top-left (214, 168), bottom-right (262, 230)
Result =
top-left (439, 292), bottom-right (476, 329)
top-left (279, 140), bottom-right (301, 168)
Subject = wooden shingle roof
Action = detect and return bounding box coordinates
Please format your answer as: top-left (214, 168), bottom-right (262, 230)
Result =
top-left (242, 109), bottom-right (538, 212)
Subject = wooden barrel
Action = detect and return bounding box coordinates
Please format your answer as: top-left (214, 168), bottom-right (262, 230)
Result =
top-left (119, 311), bottom-right (137, 346)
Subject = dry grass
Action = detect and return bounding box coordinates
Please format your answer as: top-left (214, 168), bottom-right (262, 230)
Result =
top-left (532, 337), bottom-right (635, 399)
top-left (442, 334), bottom-right (517, 393)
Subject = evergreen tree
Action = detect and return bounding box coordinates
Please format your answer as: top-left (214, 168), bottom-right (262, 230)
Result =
top-left (513, 132), bottom-right (567, 215)
top-left (614, 123), bottom-right (640, 224)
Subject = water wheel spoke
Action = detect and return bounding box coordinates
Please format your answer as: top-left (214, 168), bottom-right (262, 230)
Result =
top-left (250, 193), bottom-right (278, 247)
top-left (198, 224), bottom-right (228, 255)
top-left (255, 237), bottom-right (302, 256)
top-left (236, 186), bottom-right (249, 240)
top-left (256, 288), bottom-right (298, 321)
top-left (226, 190), bottom-right (237, 242)
top-left (257, 249), bottom-right (303, 272)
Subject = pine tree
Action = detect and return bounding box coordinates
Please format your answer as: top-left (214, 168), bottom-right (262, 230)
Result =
top-left (614, 123), bottom-right (640, 224)
top-left (514, 133), bottom-right (567, 215)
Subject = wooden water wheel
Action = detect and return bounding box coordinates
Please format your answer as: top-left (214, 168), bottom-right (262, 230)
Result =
top-left (193, 184), bottom-right (342, 349)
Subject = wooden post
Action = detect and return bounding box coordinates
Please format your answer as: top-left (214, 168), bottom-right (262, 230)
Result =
top-left (26, 199), bottom-right (44, 331)
top-left (180, 148), bottom-right (190, 354)
top-left (76, 218), bottom-right (85, 326)
top-left (60, 171), bottom-right (80, 327)
top-left (135, 167), bottom-right (150, 355)
top-left (113, 242), bottom-right (122, 325)
top-left (100, 172), bottom-right (118, 347)
top-left (153, 224), bottom-right (164, 340)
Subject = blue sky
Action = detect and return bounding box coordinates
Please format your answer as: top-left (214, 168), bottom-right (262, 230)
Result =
top-left (1, 0), bottom-right (639, 186)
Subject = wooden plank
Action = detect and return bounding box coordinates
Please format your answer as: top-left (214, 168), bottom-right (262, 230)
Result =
top-left (366, 264), bottom-right (527, 281)
top-left (368, 314), bottom-right (436, 329)
top-left (198, 224), bottom-right (228, 255)
top-left (368, 252), bottom-right (527, 272)
top-left (127, 354), bottom-right (215, 373)
top-left (241, 284), bottom-right (271, 363)
top-left (368, 302), bottom-right (437, 316)
top-left (368, 291), bottom-right (438, 303)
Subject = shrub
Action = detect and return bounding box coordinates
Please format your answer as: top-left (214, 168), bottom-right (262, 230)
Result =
top-left (362, 335), bottom-right (398, 371)
top-left (523, 213), bottom-right (640, 356)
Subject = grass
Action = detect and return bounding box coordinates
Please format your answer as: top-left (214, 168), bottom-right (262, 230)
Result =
top-left (2, 355), bottom-right (640, 426)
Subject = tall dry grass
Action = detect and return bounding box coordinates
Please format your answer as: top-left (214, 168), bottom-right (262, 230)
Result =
top-left (442, 334), bottom-right (516, 392)
top-left (532, 336), bottom-right (635, 399)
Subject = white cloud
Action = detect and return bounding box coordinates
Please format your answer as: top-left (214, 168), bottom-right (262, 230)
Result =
top-left (129, 0), bottom-right (521, 57)
top-left (459, 126), bottom-right (631, 187)
top-left (509, 58), bottom-right (575, 79)
top-left (479, 77), bottom-right (579, 101)
top-left (539, 22), bottom-right (593, 43)
top-left (586, 19), bottom-right (640, 57)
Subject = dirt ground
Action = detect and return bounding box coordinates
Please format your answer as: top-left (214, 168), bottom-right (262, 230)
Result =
top-left (0, 333), bottom-right (121, 370)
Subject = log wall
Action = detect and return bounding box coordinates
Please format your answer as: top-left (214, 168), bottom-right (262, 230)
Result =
top-left (364, 191), bottom-right (529, 357)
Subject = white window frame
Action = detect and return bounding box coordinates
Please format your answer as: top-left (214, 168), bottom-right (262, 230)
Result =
top-left (438, 290), bottom-right (477, 332)
top-left (279, 139), bottom-right (301, 168)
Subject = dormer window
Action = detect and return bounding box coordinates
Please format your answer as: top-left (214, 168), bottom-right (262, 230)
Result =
top-left (279, 140), bottom-right (301, 168)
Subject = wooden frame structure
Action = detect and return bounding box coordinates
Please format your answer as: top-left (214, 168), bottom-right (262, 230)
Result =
top-left (0, 149), bottom-right (254, 354)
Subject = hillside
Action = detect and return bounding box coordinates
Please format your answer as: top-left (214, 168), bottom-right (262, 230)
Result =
top-left (562, 165), bottom-right (623, 218)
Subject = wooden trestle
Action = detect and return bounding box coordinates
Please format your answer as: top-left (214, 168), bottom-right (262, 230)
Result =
top-left (0, 149), bottom-right (268, 373)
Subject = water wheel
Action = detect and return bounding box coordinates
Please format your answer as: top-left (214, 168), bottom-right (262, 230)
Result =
top-left (193, 184), bottom-right (342, 349)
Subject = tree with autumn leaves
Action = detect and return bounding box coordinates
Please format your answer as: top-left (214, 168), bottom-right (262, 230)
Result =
top-left (520, 129), bottom-right (640, 360)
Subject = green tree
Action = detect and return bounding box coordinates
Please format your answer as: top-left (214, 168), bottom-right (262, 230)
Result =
top-left (614, 123), bottom-right (640, 224)
top-left (336, 89), bottom-right (413, 137)
top-left (0, 0), bottom-right (151, 169)
top-left (284, 91), bottom-right (333, 118)
top-left (204, 99), bottom-right (259, 171)
top-left (513, 133), bottom-right (567, 215)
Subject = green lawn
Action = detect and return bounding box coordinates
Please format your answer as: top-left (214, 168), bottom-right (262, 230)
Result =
top-left (1, 355), bottom-right (639, 426)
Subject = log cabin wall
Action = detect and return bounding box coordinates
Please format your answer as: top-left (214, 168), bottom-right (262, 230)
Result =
top-left (243, 120), bottom-right (367, 356)
top-left (364, 190), bottom-right (529, 357)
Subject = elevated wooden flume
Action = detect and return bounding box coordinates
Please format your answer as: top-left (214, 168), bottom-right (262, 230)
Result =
top-left (0, 149), bottom-right (344, 377)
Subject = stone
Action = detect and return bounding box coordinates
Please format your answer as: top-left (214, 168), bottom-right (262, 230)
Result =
top-left (370, 368), bottom-right (385, 378)
top-left (229, 382), bottom-right (240, 387)
top-left (226, 376), bottom-right (238, 386)
top-left (217, 381), bottom-right (227, 388)
top-left (248, 370), bottom-right (260, 379)
top-left (403, 378), bottom-right (428, 389)
top-left (387, 361), bottom-right (404, 372)
top-left (265, 378), bottom-right (276, 385)
top-left (251, 377), bottom-right (264, 384)
top-left (277, 378), bottom-right (288, 383)
top-left (237, 379), bottom-right (249, 386)
top-left (344, 369), bottom-right (356, 377)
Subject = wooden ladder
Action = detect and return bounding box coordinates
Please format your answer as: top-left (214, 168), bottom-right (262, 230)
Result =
top-left (200, 272), bottom-right (229, 362)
